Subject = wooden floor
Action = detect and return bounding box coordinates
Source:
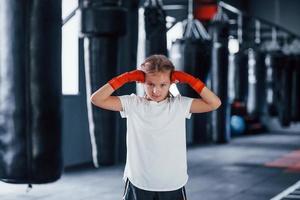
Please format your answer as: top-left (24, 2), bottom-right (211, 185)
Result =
top-left (1, 131), bottom-right (300, 200)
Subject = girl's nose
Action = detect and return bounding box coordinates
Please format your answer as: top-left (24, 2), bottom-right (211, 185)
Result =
top-left (153, 87), bottom-right (160, 94)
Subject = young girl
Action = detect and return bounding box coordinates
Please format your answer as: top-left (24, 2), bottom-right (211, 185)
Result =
top-left (90, 54), bottom-right (221, 200)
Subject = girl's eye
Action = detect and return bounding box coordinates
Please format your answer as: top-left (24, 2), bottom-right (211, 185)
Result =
top-left (161, 84), bottom-right (166, 87)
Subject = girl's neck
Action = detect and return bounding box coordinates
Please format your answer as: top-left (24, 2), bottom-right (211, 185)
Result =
top-left (144, 95), bottom-right (168, 103)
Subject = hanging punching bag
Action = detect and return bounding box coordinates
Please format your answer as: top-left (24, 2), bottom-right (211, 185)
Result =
top-left (182, 38), bottom-right (211, 144)
top-left (171, 38), bottom-right (212, 144)
top-left (209, 20), bottom-right (230, 143)
top-left (276, 55), bottom-right (292, 127)
top-left (264, 51), bottom-right (283, 116)
top-left (233, 49), bottom-right (248, 103)
top-left (82, 0), bottom-right (127, 166)
top-left (0, 0), bottom-right (62, 183)
top-left (169, 39), bottom-right (185, 71)
top-left (144, 0), bottom-right (168, 56)
top-left (115, 0), bottom-right (139, 163)
top-left (178, 39), bottom-right (211, 98)
top-left (246, 47), bottom-right (266, 118)
top-left (291, 55), bottom-right (300, 122)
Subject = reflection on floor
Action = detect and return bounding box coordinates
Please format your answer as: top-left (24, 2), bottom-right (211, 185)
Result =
top-left (1, 131), bottom-right (300, 200)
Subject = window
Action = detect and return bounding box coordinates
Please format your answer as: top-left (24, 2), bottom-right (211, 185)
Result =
top-left (62, 0), bottom-right (79, 95)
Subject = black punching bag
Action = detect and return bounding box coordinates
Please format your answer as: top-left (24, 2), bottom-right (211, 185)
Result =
top-left (82, 0), bottom-right (127, 166)
top-left (181, 38), bottom-right (211, 144)
top-left (0, 0), bottom-right (62, 183)
top-left (264, 51), bottom-right (283, 116)
top-left (233, 49), bottom-right (248, 103)
top-left (291, 55), bottom-right (300, 122)
top-left (276, 55), bottom-right (292, 127)
top-left (115, 0), bottom-right (139, 163)
top-left (246, 47), bottom-right (266, 118)
top-left (144, 0), bottom-right (167, 56)
top-left (209, 21), bottom-right (230, 143)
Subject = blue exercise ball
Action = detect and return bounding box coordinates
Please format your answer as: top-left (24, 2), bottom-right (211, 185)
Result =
top-left (230, 115), bottom-right (246, 135)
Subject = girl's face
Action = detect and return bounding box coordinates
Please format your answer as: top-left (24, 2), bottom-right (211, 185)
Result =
top-left (144, 71), bottom-right (171, 102)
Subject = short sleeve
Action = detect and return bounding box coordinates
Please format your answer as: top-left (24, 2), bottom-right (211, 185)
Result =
top-left (118, 94), bottom-right (136, 118)
top-left (176, 95), bottom-right (194, 119)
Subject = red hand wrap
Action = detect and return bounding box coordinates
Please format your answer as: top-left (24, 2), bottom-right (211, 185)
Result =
top-left (171, 71), bottom-right (205, 93)
top-left (108, 70), bottom-right (145, 90)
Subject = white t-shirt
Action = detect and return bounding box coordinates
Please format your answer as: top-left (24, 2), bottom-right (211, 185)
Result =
top-left (119, 94), bottom-right (193, 191)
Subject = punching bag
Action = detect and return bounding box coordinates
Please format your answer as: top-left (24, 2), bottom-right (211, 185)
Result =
top-left (265, 50), bottom-right (292, 126)
top-left (276, 55), bottom-right (292, 127)
top-left (82, 0), bottom-right (127, 166)
top-left (169, 0), bottom-right (212, 144)
top-left (169, 39), bottom-right (185, 71)
top-left (144, 0), bottom-right (168, 56)
top-left (178, 38), bottom-right (211, 98)
top-left (246, 47), bottom-right (266, 118)
top-left (115, 0), bottom-right (139, 163)
top-left (209, 20), bottom-right (230, 143)
top-left (264, 51), bottom-right (283, 116)
top-left (0, 0), bottom-right (62, 183)
top-left (170, 19), bottom-right (212, 144)
top-left (181, 38), bottom-right (211, 144)
top-left (291, 55), bottom-right (300, 122)
top-left (233, 49), bottom-right (248, 103)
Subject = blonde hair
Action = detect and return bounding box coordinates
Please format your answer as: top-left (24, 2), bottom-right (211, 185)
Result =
top-left (140, 54), bottom-right (175, 74)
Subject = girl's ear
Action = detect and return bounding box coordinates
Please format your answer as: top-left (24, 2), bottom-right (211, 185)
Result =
top-left (170, 70), bottom-right (175, 83)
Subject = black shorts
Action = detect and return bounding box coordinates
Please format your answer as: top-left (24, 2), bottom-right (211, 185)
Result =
top-left (122, 179), bottom-right (187, 200)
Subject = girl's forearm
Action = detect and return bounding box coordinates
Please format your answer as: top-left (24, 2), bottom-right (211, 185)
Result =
top-left (171, 70), bottom-right (221, 110)
top-left (171, 71), bottom-right (205, 94)
top-left (90, 83), bottom-right (115, 104)
top-left (199, 87), bottom-right (222, 110)
top-left (90, 70), bottom-right (144, 106)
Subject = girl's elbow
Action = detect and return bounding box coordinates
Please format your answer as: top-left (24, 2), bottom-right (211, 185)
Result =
top-left (216, 99), bottom-right (222, 109)
top-left (212, 98), bottom-right (222, 110)
top-left (90, 94), bottom-right (108, 109)
top-left (90, 94), bottom-right (98, 105)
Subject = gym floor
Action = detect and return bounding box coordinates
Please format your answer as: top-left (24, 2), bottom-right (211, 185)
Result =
top-left (1, 130), bottom-right (300, 200)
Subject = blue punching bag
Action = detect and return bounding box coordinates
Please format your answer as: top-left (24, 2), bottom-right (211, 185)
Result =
top-left (0, 0), bottom-right (62, 183)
